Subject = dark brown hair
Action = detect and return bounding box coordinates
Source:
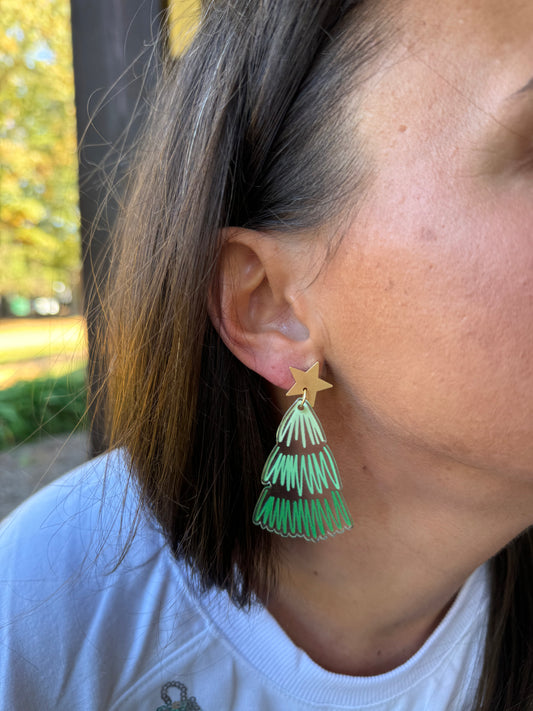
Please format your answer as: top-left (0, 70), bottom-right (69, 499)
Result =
top-left (103, 1), bottom-right (533, 709)
top-left (473, 533), bottom-right (533, 710)
top-left (106, 0), bottom-right (382, 601)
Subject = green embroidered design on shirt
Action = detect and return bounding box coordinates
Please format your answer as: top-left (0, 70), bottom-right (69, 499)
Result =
top-left (156, 681), bottom-right (203, 710)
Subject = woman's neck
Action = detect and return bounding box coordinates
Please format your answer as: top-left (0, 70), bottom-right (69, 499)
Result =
top-left (265, 417), bottom-right (533, 676)
top-left (267, 525), bottom-right (464, 676)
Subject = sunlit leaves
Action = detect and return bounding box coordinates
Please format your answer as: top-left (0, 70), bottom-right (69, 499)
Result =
top-left (0, 0), bottom-right (80, 297)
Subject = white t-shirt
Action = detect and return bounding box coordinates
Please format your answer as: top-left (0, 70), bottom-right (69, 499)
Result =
top-left (0, 451), bottom-right (488, 710)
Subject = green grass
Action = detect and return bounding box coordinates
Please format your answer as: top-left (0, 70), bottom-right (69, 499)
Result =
top-left (0, 317), bottom-right (85, 360)
top-left (0, 317), bottom-right (87, 388)
top-left (0, 342), bottom-right (79, 366)
top-left (0, 368), bottom-right (88, 450)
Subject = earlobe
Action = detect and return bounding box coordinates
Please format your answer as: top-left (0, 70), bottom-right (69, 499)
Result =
top-left (209, 229), bottom-right (320, 391)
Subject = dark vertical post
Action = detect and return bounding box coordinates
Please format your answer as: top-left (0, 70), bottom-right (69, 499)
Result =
top-left (70, 0), bottom-right (164, 455)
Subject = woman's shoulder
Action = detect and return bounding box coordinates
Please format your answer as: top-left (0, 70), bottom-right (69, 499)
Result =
top-left (0, 450), bottom-right (208, 708)
top-left (0, 449), bottom-right (150, 574)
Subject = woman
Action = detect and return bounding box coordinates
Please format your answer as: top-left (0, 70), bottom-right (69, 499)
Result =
top-left (1, 0), bottom-right (533, 708)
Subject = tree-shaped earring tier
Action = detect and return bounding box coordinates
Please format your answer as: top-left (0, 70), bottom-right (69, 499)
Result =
top-left (253, 363), bottom-right (353, 541)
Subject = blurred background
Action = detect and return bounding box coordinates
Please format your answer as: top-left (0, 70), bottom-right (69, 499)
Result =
top-left (0, 0), bottom-right (200, 518)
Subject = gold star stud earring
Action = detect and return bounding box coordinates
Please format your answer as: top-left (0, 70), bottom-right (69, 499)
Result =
top-left (253, 362), bottom-right (353, 541)
top-left (285, 362), bottom-right (332, 407)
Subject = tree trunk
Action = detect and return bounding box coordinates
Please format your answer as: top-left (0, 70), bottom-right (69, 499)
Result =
top-left (70, 0), bottom-right (164, 455)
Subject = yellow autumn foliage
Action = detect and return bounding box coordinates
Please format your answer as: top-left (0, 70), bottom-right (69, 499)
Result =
top-left (0, 0), bottom-right (80, 298)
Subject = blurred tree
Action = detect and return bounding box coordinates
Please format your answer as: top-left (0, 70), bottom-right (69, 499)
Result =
top-left (0, 0), bottom-right (79, 298)
top-left (168, 0), bottom-right (201, 56)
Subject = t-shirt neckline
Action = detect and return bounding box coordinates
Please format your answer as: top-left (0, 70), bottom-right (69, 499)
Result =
top-left (185, 562), bottom-right (489, 707)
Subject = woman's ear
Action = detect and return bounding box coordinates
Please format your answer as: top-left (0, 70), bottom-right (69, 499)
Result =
top-left (209, 228), bottom-right (321, 390)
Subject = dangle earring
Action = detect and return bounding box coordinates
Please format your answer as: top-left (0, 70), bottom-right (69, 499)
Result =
top-left (253, 362), bottom-right (353, 541)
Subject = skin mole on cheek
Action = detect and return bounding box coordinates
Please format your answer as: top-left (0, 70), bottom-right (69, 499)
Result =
top-left (398, 124), bottom-right (407, 132)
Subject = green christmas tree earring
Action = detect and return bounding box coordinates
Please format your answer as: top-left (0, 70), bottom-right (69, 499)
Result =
top-left (253, 362), bottom-right (353, 541)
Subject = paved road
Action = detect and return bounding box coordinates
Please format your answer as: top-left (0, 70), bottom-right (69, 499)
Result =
top-left (0, 431), bottom-right (89, 521)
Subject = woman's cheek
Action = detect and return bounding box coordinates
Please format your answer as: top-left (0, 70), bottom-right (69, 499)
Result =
top-left (321, 184), bottom-right (533, 471)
